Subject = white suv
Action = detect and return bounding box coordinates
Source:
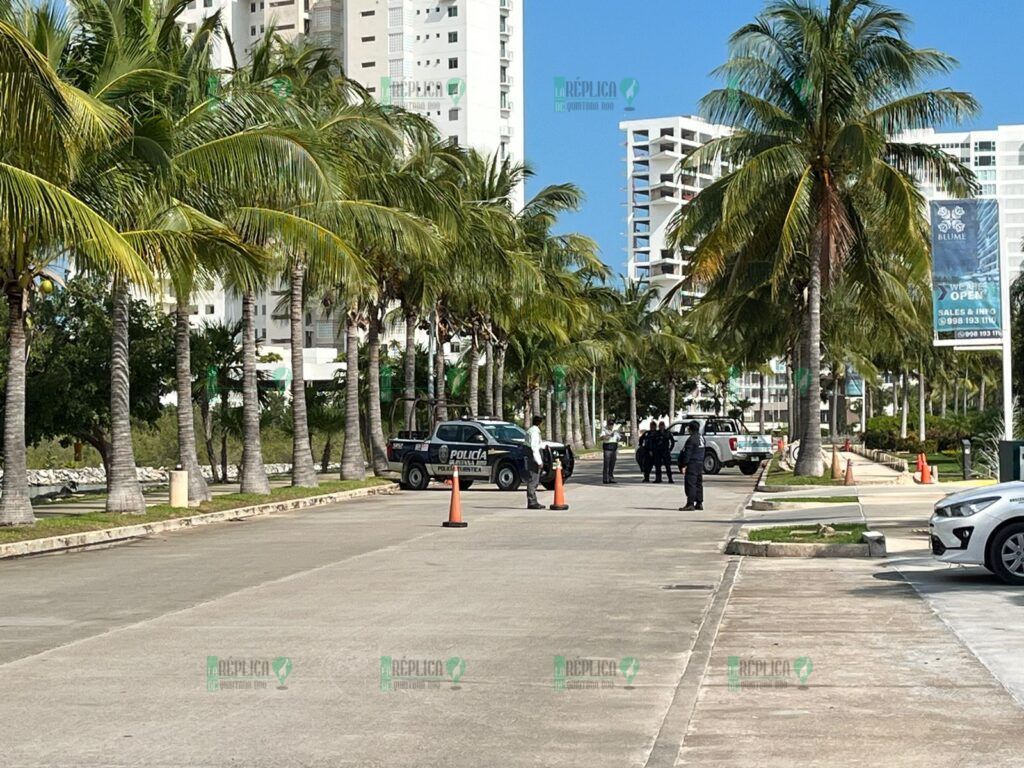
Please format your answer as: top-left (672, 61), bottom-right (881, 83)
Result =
top-left (930, 482), bottom-right (1024, 585)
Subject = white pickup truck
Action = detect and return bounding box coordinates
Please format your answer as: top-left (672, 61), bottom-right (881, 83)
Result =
top-left (668, 415), bottom-right (773, 475)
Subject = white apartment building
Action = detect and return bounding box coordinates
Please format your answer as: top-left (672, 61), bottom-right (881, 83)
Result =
top-left (175, 0), bottom-right (524, 378)
top-left (901, 125), bottom-right (1024, 281)
top-left (620, 115), bottom-right (733, 309)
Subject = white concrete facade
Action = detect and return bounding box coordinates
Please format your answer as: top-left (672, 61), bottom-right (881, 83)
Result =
top-left (620, 115), bottom-right (733, 309)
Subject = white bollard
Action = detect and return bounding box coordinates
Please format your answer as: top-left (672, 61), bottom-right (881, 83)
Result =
top-left (169, 468), bottom-right (189, 509)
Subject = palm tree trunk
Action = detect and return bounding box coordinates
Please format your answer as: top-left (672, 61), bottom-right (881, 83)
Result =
top-left (0, 286), bottom-right (33, 525)
top-left (600, 381), bottom-right (605, 425)
top-left (484, 340), bottom-right (494, 416)
top-left (532, 386), bottom-right (542, 429)
top-left (980, 377), bottom-right (986, 411)
top-left (899, 371), bottom-right (909, 440)
top-left (341, 321), bottom-right (366, 480)
top-left (175, 305), bottom-right (212, 503)
top-left (403, 312), bottom-right (417, 432)
top-left (468, 335), bottom-right (480, 417)
top-left (545, 388), bottom-right (553, 439)
top-left (795, 251), bottom-right (823, 476)
top-left (564, 384), bottom-right (573, 447)
top-left (918, 363), bottom-right (927, 443)
top-left (494, 342), bottom-right (505, 420)
top-left (829, 371), bottom-right (839, 441)
top-left (220, 389), bottom-right (229, 483)
top-left (572, 382), bottom-right (584, 449)
top-left (581, 382), bottom-right (593, 449)
top-left (941, 383), bottom-right (947, 417)
top-left (787, 353), bottom-right (796, 439)
top-left (366, 310), bottom-right (389, 475)
top-left (629, 379), bottom-right (639, 449)
top-left (758, 373), bottom-right (766, 435)
top-left (288, 263), bottom-right (318, 488)
top-left (239, 292), bottom-right (270, 494)
top-left (553, 391), bottom-right (563, 443)
top-left (200, 394), bottom-right (219, 483)
top-left (321, 433), bottom-right (332, 473)
top-left (106, 281), bottom-right (146, 514)
top-left (435, 340), bottom-right (448, 421)
top-left (669, 380), bottom-right (677, 422)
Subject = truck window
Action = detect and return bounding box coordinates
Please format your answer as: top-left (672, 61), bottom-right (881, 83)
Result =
top-left (436, 425), bottom-right (461, 442)
top-left (461, 426), bottom-right (488, 444)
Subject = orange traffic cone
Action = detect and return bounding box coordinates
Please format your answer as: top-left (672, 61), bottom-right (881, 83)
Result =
top-left (844, 459), bottom-right (855, 486)
top-left (916, 453), bottom-right (924, 475)
top-left (443, 466), bottom-right (468, 528)
top-left (549, 460), bottom-right (569, 511)
top-left (923, 458), bottom-right (934, 485)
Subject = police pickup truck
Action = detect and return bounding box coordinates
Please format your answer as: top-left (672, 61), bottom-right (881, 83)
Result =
top-left (387, 418), bottom-right (575, 492)
top-left (668, 415), bottom-right (773, 475)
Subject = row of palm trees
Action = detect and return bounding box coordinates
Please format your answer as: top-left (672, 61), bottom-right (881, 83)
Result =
top-left (1, 0), bottom-right (699, 526)
top-left (666, 0), bottom-right (983, 474)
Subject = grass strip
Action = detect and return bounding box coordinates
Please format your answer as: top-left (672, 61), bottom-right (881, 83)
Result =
top-left (748, 523), bottom-right (867, 545)
top-left (2, 478), bottom-right (392, 544)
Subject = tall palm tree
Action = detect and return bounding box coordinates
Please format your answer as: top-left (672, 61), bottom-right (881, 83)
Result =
top-left (0, 9), bottom-right (148, 524)
top-left (669, 0), bottom-right (977, 475)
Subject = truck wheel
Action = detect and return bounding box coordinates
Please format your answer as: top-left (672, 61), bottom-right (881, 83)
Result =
top-left (703, 452), bottom-right (721, 475)
top-left (495, 462), bottom-right (522, 492)
top-left (739, 461), bottom-right (761, 476)
top-left (405, 461), bottom-right (430, 491)
top-left (987, 522), bottom-right (1024, 586)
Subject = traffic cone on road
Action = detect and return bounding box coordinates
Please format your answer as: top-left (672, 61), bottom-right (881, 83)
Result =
top-left (549, 460), bottom-right (569, 511)
top-left (923, 459), bottom-right (934, 485)
top-left (844, 459), bottom-right (855, 486)
top-left (442, 466), bottom-right (468, 528)
top-left (831, 446), bottom-right (842, 480)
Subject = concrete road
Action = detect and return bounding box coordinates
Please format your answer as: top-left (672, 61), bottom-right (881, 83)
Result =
top-left (0, 460), bottom-right (751, 768)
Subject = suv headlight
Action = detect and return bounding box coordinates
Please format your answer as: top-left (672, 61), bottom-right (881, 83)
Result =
top-left (934, 497), bottom-right (999, 518)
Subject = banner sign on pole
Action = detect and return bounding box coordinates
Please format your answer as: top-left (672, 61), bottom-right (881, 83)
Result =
top-left (930, 199), bottom-right (1002, 346)
top-left (844, 366), bottom-right (863, 397)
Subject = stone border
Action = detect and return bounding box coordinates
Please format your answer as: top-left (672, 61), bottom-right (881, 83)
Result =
top-left (725, 530), bottom-right (886, 558)
top-left (748, 498), bottom-right (859, 511)
top-left (0, 483), bottom-right (399, 560)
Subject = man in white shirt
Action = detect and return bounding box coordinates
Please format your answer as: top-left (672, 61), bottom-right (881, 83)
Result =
top-left (526, 415), bottom-right (545, 509)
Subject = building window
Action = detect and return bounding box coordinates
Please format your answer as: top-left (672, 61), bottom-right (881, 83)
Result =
top-left (361, 9), bottom-right (374, 15)
top-left (975, 141), bottom-right (996, 153)
top-left (361, 61), bottom-right (375, 68)
top-left (448, 135), bottom-right (459, 146)
top-left (203, 0), bottom-right (211, 6)
top-left (447, 81), bottom-right (460, 96)
top-left (449, 108), bottom-right (459, 120)
top-left (205, 305), bottom-right (215, 315)
top-left (448, 31), bottom-right (458, 43)
top-left (975, 156), bottom-right (996, 167)
top-left (250, 2), bottom-right (255, 10)
top-left (448, 57), bottom-right (458, 69)
top-left (250, 25), bottom-right (256, 35)
top-left (362, 35), bottom-right (375, 42)
top-left (447, 5), bottom-right (457, 16)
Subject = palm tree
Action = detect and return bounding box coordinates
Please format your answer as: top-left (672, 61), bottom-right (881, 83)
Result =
top-left (0, 9), bottom-right (149, 524)
top-left (669, 0), bottom-right (977, 475)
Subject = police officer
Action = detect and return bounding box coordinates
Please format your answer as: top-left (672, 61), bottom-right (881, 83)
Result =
top-left (637, 427), bottom-right (654, 482)
top-left (599, 419), bottom-right (620, 484)
top-left (679, 420), bottom-right (706, 511)
top-left (653, 421), bottom-right (674, 484)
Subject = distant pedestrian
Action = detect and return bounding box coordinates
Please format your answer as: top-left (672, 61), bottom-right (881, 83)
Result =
top-left (526, 415), bottom-right (545, 509)
top-left (638, 428), bottom-right (654, 482)
top-left (679, 420), bottom-right (706, 511)
top-left (653, 422), bottom-right (674, 484)
top-left (599, 419), bottom-right (621, 484)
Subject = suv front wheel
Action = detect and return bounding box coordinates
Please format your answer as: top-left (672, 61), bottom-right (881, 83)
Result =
top-left (988, 522), bottom-right (1024, 585)
top-left (703, 452), bottom-right (721, 475)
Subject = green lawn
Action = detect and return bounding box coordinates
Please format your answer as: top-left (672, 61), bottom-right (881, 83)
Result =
top-left (773, 496), bottom-right (858, 504)
top-left (766, 455), bottom-right (847, 486)
top-left (748, 523), bottom-right (867, 545)
top-left (896, 451), bottom-right (963, 478)
top-left (2, 478), bottom-right (392, 545)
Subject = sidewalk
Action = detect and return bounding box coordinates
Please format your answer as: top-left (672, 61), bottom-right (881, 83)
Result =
top-left (678, 554), bottom-right (1024, 767)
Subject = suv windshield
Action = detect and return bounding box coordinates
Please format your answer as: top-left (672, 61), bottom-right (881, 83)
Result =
top-left (481, 423), bottom-right (527, 444)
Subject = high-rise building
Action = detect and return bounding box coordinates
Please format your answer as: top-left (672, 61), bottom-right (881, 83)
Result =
top-left (177, 1), bottom-right (525, 377)
top-left (900, 125), bottom-right (1024, 281)
top-left (620, 115), bottom-right (733, 308)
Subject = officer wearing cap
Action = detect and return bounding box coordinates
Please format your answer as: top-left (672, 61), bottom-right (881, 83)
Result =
top-left (679, 420), bottom-right (706, 511)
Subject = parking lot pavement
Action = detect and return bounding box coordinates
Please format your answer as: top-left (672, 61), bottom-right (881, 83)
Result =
top-left (0, 461), bottom-right (754, 768)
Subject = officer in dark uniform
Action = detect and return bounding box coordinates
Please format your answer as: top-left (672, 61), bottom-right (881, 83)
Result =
top-left (637, 428), bottom-right (654, 482)
top-left (679, 420), bottom-right (706, 511)
top-left (653, 421), bottom-right (674, 483)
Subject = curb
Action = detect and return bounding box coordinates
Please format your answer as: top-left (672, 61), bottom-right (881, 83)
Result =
top-left (725, 530), bottom-right (886, 558)
top-left (748, 498), bottom-right (858, 511)
top-left (1, 483), bottom-right (399, 560)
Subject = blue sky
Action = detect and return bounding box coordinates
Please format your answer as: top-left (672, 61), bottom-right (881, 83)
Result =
top-left (523, 0), bottom-right (1024, 277)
